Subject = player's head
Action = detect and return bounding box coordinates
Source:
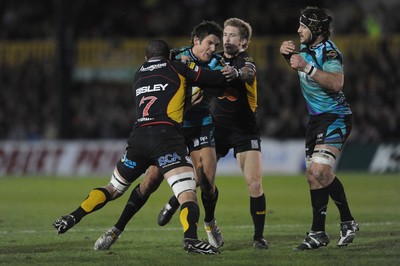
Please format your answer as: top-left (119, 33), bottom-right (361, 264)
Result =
top-left (191, 21), bottom-right (222, 62)
top-left (299, 6), bottom-right (332, 44)
top-left (145, 39), bottom-right (170, 60)
top-left (223, 18), bottom-right (252, 56)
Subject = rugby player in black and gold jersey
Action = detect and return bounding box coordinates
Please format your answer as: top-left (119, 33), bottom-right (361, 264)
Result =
top-left (215, 18), bottom-right (268, 249)
top-left (94, 21), bottom-right (226, 251)
top-left (53, 39), bottom-right (229, 255)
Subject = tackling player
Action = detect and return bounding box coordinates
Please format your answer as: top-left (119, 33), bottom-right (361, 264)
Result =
top-left (92, 21), bottom-right (226, 251)
top-left (53, 39), bottom-right (229, 254)
top-left (279, 6), bottom-right (359, 250)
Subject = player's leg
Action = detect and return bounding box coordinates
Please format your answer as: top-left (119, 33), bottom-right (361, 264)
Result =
top-left (94, 166), bottom-right (163, 250)
top-left (165, 166), bottom-right (219, 254)
top-left (53, 166), bottom-right (132, 235)
top-left (311, 145), bottom-right (358, 247)
top-left (192, 146), bottom-right (223, 248)
top-left (294, 153), bottom-right (331, 251)
top-left (296, 113), bottom-right (357, 250)
top-left (236, 150), bottom-right (268, 249)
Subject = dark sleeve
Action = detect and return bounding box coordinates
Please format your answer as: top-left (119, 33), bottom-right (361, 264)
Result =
top-left (172, 61), bottom-right (228, 90)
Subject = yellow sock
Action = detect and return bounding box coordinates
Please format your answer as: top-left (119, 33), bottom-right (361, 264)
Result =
top-left (81, 189), bottom-right (107, 213)
top-left (180, 207), bottom-right (189, 233)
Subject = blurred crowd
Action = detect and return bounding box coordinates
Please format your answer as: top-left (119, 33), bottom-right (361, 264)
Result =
top-left (1, 0), bottom-right (399, 143)
top-left (1, 0), bottom-right (399, 39)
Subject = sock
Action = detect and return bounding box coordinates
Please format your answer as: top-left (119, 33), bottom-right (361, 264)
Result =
top-left (180, 201), bottom-right (199, 239)
top-left (250, 193), bottom-right (266, 240)
top-left (168, 195), bottom-right (180, 210)
top-left (114, 184), bottom-right (149, 231)
top-left (71, 187), bottom-right (111, 223)
top-left (326, 177), bottom-right (354, 222)
top-left (310, 188), bottom-right (329, 232)
top-left (202, 186), bottom-right (219, 223)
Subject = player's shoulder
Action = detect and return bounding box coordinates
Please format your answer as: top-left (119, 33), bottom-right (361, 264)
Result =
top-left (324, 39), bottom-right (343, 62)
top-left (238, 51), bottom-right (253, 61)
top-left (238, 51), bottom-right (256, 69)
top-left (171, 46), bottom-right (192, 60)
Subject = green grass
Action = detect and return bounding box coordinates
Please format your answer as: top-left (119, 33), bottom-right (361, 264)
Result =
top-left (1, 173), bottom-right (399, 265)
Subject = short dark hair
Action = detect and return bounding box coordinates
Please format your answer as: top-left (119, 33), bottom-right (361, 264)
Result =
top-left (190, 21), bottom-right (222, 44)
top-left (146, 39), bottom-right (170, 59)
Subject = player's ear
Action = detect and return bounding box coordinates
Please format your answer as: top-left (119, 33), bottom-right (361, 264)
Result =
top-left (193, 36), bottom-right (200, 46)
top-left (240, 38), bottom-right (247, 48)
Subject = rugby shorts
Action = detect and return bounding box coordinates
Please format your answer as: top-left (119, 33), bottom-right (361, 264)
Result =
top-left (183, 124), bottom-right (215, 152)
top-left (305, 113), bottom-right (352, 157)
top-left (116, 125), bottom-right (192, 183)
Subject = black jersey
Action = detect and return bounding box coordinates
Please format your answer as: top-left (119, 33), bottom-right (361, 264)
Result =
top-left (213, 51), bottom-right (259, 134)
top-left (132, 58), bottom-right (227, 129)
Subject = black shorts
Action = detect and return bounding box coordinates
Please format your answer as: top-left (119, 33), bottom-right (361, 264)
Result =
top-left (116, 125), bottom-right (192, 183)
top-left (305, 113), bottom-right (352, 157)
top-left (183, 124), bottom-right (215, 153)
top-left (214, 122), bottom-right (261, 158)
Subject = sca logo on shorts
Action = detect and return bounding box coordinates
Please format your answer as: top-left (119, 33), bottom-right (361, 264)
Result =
top-left (158, 152), bottom-right (181, 167)
top-left (121, 151), bottom-right (137, 169)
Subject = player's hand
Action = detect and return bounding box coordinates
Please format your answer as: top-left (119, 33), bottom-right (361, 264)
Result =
top-left (191, 90), bottom-right (203, 105)
top-left (221, 65), bottom-right (240, 82)
top-left (280, 40), bottom-right (296, 55)
top-left (290, 54), bottom-right (307, 71)
top-left (180, 55), bottom-right (191, 63)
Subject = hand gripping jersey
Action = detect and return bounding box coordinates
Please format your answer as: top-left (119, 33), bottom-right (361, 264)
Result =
top-left (132, 58), bottom-right (227, 129)
top-left (213, 51), bottom-right (259, 134)
top-left (298, 39), bottom-right (352, 116)
top-left (172, 47), bottom-right (225, 127)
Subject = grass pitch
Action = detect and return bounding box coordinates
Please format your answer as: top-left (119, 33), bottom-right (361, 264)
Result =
top-left (0, 173), bottom-right (399, 265)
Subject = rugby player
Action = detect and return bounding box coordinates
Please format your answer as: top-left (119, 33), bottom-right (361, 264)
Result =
top-left (159, 18), bottom-right (269, 250)
top-left (279, 6), bottom-right (359, 250)
top-left (93, 21), bottom-right (226, 251)
top-left (53, 39), bottom-right (229, 254)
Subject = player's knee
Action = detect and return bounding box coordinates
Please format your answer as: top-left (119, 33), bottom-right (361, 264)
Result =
top-left (311, 149), bottom-right (336, 168)
top-left (310, 149), bottom-right (336, 183)
top-left (248, 180), bottom-right (263, 196)
top-left (167, 171), bottom-right (196, 199)
top-left (109, 167), bottom-right (132, 197)
top-left (103, 184), bottom-right (123, 200)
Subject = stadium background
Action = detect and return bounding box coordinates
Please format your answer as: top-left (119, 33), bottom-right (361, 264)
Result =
top-left (0, 0), bottom-right (399, 175)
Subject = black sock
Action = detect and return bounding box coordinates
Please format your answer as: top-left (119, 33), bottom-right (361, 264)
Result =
top-left (326, 177), bottom-right (354, 222)
top-left (250, 194), bottom-right (266, 240)
top-left (202, 186), bottom-right (219, 223)
top-left (310, 188), bottom-right (329, 232)
top-left (168, 195), bottom-right (180, 209)
top-left (114, 184), bottom-right (149, 231)
top-left (180, 201), bottom-right (199, 239)
top-left (71, 187), bottom-right (111, 223)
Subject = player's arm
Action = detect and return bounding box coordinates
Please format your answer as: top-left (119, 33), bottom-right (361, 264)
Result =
top-left (174, 61), bottom-right (228, 89)
top-left (290, 54), bottom-right (344, 93)
top-left (237, 65), bottom-right (255, 83)
top-left (221, 63), bottom-right (255, 83)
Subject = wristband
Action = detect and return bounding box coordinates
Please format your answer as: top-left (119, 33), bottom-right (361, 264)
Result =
top-left (234, 68), bottom-right (242, 78)
top-left (304, 64), bottom-right (317, 77)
